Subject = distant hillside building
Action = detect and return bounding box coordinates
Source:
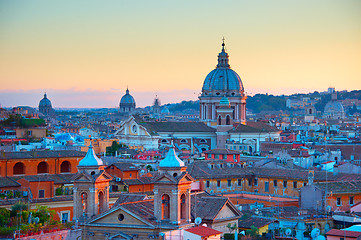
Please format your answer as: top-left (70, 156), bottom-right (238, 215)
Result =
top-left (38, 93), bottom-right (54, 116)
top-left (119, 88), bottom-right (136, 114)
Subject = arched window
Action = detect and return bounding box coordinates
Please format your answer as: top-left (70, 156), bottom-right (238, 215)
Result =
top-left (226, 115), bottom-right (231, 125)
top-left (309, 109), bottom-right (312, 114)
top-left (180, 194), bottom-right (186, 219)
top-left (218, 115), bottom-right (222, 125)
top-left (81, 192), bottom-right (88, 216)
top-left (37, 161), bottom-right (49, 174)
top-left (98, 191), bottom-right (105, 214)
top-left (60, 161), bottom-right (71, 173)
top-left (161, 194), bottom-right (170, 219)
top-left (161, 139), bottom-right (168, 143)
top-left (13, 162), bottom-right (25, 175)
top-left (200, 139), bottom-right (207, 143)
top-left (180, 139), bottom-right (187, 143)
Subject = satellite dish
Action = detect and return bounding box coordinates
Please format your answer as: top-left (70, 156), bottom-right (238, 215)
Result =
top-left (240, 231), bottom-right (246, 236)
top-left (255, 208), bottom-right (260, 215)
top-left (202, 223), bottom-right (207, 227)
top-left (311, 228), bottom-right (320, 239)
top-left (195, 217), bottom-right (202, 225)
top-left (285, 228), bottom-right (292, 236)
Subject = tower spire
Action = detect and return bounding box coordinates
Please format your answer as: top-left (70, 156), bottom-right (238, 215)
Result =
top-left (217, 37), bottom-right (230, 68)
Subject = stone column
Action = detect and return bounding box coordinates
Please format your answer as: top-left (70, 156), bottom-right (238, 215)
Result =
top-left (73, 187), bottom-right (78, 220)
top-left (89, 187), bottom-right (96, 218)
top-left (171, 189), bottom-right (179, 224)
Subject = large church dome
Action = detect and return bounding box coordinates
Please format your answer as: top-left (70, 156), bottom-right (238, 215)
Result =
top-left (39, 93), bottom-right (54, 115)
top-left (120, 89), bottom-right (135, 104)
top-left (202, 41), bottom-right (244, 96)
top-left (39, 93), bottom-right (52, 108)
top-left (119, 88), bottom-right (136, 113)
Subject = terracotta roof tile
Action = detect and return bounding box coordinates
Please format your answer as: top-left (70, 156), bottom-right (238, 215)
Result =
top-left (185, 226), bottom-right (222, 237)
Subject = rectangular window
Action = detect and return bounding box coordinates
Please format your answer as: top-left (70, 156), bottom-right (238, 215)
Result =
top-left (61, 212), bottom-right (69, 223)
top-left (254, 178), bottom-right (258, 186)
top-left (274, 180), bottom-right (277, 187)
top-left (39, 190), bottom-right (45, 198)
top-left (248, 178), bottom-right (252, 186)
top-left (293, 181), bottom-right (297, 189)
top-left (304, 182), bottom-right (307, 187)
top-left (265, 182), bottom-right (269, 192)
top-left (350, 196), bottom-right (354, 205)
top-left (208, 154), bottom-right (212, 159)
top-left (130, 173), bottom-right (132, 177)
top-left (238, 179), bottom-right (242, 187)
top-left (228, 179), bottom-right (232, 187)
top-left (217, 180), bottom-right (221, 188)
top-left (206, 181), bottom-right (210, 188)
top-left (215, 154), bottom-right (219, 159)
top-left (283, 181), bottom-right (287, 188)
top-left (337, 197), bottom-right (342, 206)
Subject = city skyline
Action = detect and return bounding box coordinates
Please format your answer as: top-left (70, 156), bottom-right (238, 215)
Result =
top-left (1, 0), bottom-right (360, 108)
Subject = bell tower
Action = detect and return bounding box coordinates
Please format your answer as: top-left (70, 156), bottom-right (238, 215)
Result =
top-left (73, 143), bottom-right (112, 221)
top-left (153, 144), bottom-right (194, 225)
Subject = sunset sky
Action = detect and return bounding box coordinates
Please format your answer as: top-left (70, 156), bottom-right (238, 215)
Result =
top-left (0, 0), bottom-right (360, 108)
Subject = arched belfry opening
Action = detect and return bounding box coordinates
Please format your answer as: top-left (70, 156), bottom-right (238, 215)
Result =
top-left (81, 192), bottom-right (88, 216)
top-left (161, 194), bottom-right (170, 219)
top-left (180, 194), bottom-right (186, 220)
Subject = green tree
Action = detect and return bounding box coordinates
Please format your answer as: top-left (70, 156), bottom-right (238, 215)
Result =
top-left (0, 208), bottom-right (11, 226)
top-left (246, 225), bottom-right (259, 237)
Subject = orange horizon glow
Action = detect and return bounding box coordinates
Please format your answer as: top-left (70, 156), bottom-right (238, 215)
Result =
top-left (0, 1), bottom-right (360, 108)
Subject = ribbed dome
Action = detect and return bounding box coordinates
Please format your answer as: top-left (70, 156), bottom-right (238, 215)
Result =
top-left (39, 93), bottom-right (52, 108)
top-left (202, 68), bottom-right (243, 92)
top-left (202, 41), bottom-right (244, 95)
top-left (159, 145), bottom-right (184, 168)
top-left (120, 89), bottom-right (136, 104)
top-left (78, 143), bottom-right (103, 167)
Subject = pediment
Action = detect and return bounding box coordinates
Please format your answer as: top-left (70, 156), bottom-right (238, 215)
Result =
top-left (89, 205), bottom-right (153, 227)
top-left (72, 172), bottom-right (93, 182)
top-left (214, 201), bottom-right (241, 220)
top-left (95, 171), bottom-right (113, 182)
top-left (155, 174), bottom-right (175, 183)
top-left (178, 173), bottom-right (194, 183)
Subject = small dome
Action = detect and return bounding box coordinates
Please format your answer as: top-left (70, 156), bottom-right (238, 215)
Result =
top-left (78, 143), bottom-right (103, 167)
top-left (120, 89), bottom-right (136, 105)
top-left (39, 93), bottom-right (52, 108)
top-left (159, 145), bottom-right (185, 168)
top-left (161, 106), bottom-right (170, 115)
top-left (219, 96), bottom-right (230, 106)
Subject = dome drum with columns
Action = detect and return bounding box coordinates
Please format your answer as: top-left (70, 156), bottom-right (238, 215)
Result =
top-left (199, 40), bottom-right (247, 127)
